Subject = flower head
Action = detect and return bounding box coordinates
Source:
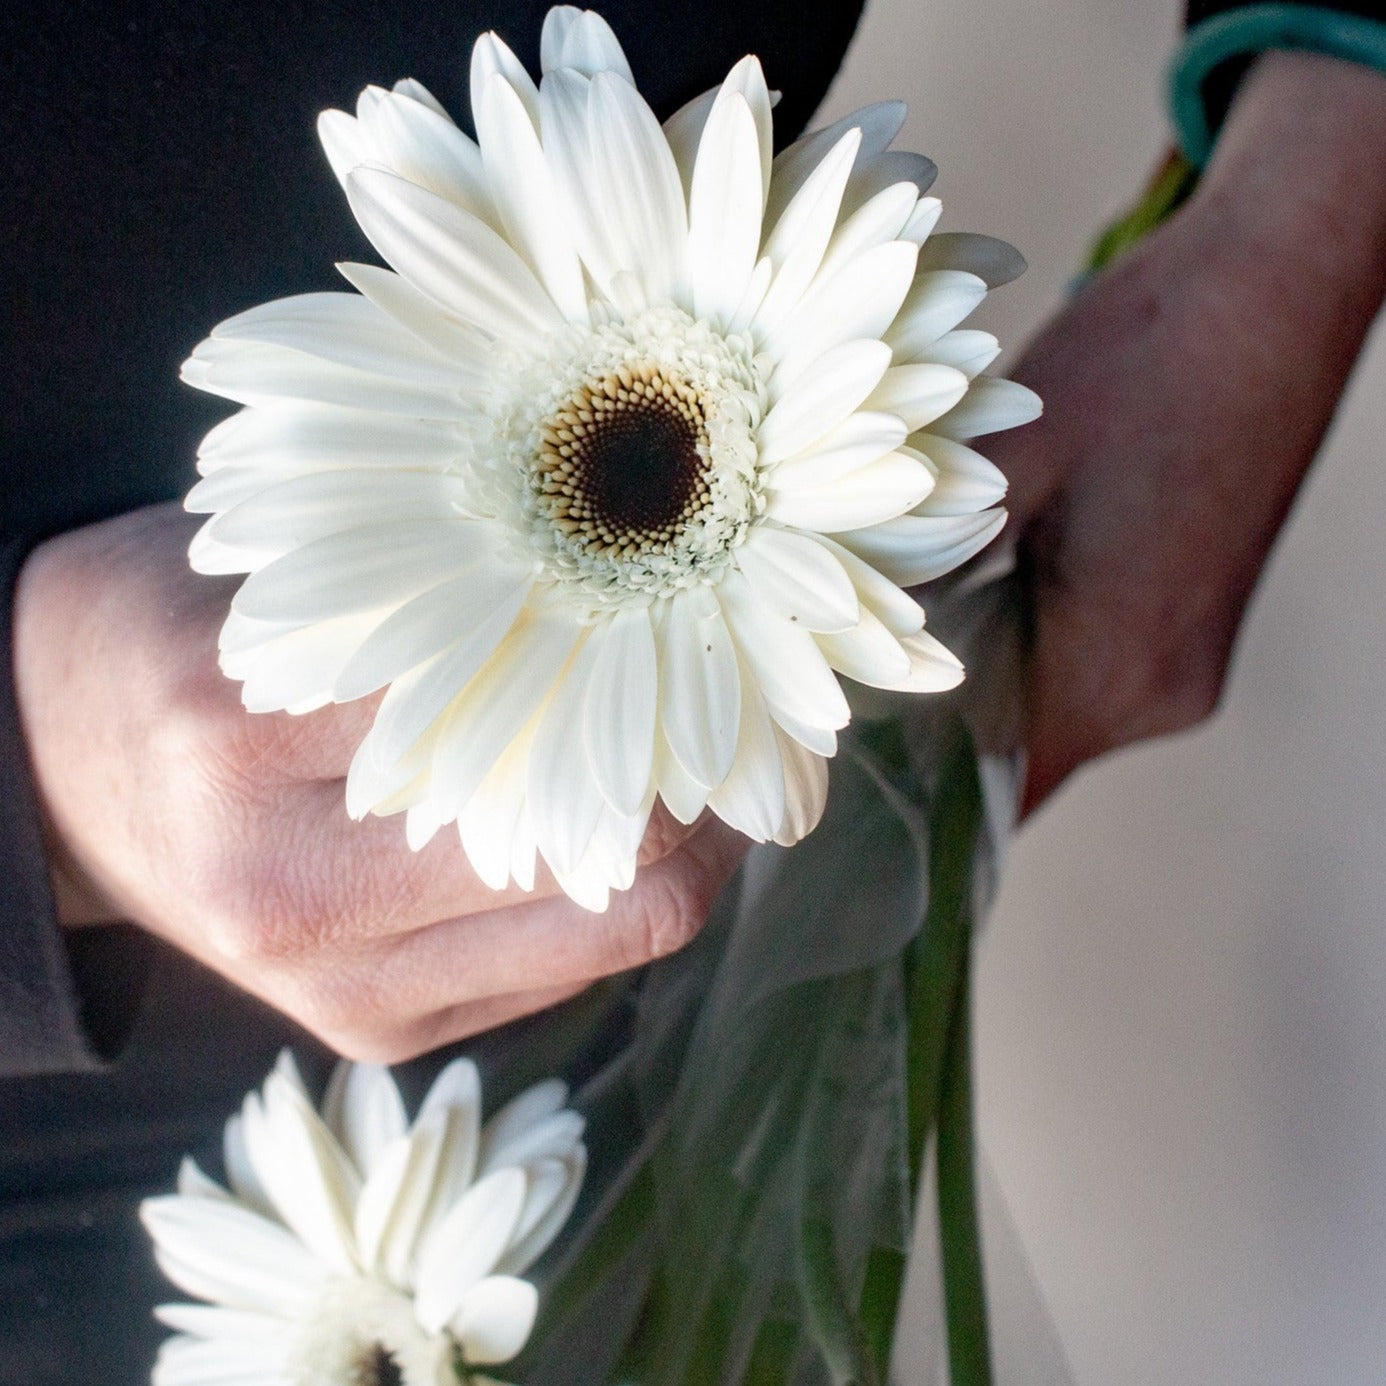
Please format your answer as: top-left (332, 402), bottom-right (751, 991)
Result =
top-left (141, 1052), bottom-right (586, 1386)
top-left (184, 6), bottom-right (1041, 908)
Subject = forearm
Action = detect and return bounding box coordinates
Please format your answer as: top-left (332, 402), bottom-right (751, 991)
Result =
top-left (1197, 48), bottom-right (1386, 398)
top-left (1002, 49), bottom-right (1386, 808)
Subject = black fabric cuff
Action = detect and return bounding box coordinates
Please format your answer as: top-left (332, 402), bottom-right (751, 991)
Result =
top-left (0, 535), bottom-right (152, 1076)
top-left (1184, 2), bottom-right (1386, 137)
top-left (1189, 0), bottom-right (1386, 21)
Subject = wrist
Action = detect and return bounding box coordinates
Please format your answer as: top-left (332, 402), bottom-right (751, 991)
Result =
top-left (1195, 48), bottom-right (1386, 280)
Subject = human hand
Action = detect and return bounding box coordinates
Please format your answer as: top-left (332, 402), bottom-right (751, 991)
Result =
top-left (989, 51), bottom-right (1386, 812)
top-left (14, 502), bottom-right (748, 1060)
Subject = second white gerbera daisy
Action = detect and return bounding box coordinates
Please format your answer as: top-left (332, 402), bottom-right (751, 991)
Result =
top-left (183, 5), bottom-right (1040, 909)
top-left (141, 1053), bottom-right (586, 1386)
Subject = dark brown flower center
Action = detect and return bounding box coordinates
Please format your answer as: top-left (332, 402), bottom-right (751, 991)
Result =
top-left (357, 1343), bottom-right (403, 1386)
top-left (536, 365), bottom-right (714, 557)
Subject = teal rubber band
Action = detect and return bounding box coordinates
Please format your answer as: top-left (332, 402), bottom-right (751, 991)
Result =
top-left (1169, 4), bottom-right (1386, 167)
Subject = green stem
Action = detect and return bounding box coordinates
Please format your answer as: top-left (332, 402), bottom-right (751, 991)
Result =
top-left (936, 958), bottom-right (990, 1386)
top-left (858, 724), bottom-right (987, 1381)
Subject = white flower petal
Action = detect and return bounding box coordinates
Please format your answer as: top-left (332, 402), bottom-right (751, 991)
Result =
top-left (923, 329), bottom-right (1001, 379)
top-left (242, 1074), bottom-right (360, 1274)
top-left (583, 605), bottom-right (658, 817)
top-left (927, 376), bottom-right (1042, 440)
top-left (336, 262), bottom-right (495, 376)
top-left (719, 571), bottom-right (850, 734)
top-left (765, 240), bottom-right (918, 390)
top-left (688, 91), bottom-right (762, 328)
top-left (479, 1080), bottom-right (573, 1170)
top-left (715, 56), bottom-right (773, 204)
top-left (361, 1109), bottom-right (455, 1287)
top-left (449, 1275), bottom-right (539, 1365)
top-left (654, 725), bottom-right (713, 823)
top-left (662, 86), bottom-right (717, 196)
top-left (222, 1114), bottom-right (271, 1217)
top-left (657, 585), bottom-right (741, 789)
top-left (476, 72), bottom-right (588, 322)
top-left (458, 725), bottom-right (538, 889)
top-left (481, 1107), bottom-right (586, 1174)
top-left (734, 526), bottom-right (859, 633)
top-left (706, 666), bottom-right (784, 842)
top-left (841, 149), bottom-right (937, 219)
top-left (228, 613), bottom-right (382, 716)
top-left (764, 100), bottom-right (906, 230)
top-left (417, 1060), bottom-right (485, 1236)
top-left (348, 87), bottom-right (497, 228)
top-left (897, 628), bottom-right (966, 691)
top-left (414, 1168), bottom-right (528, 1333)
top-left (229, 520), bottom-right (491, 623)
top-left (835, 509), bottom-right (1009, 586)
top-left (357, 588), bottom-right (535, 772)
top-left (392, 77), bottom-right (451, 120)
top-left (317, 107), bottom-right (374, 187)
top-left (898, 195), bottom-right (944, 246)
top-left (586, 799), bottom-right (648, 896)
top-left (346, 167), bottom-right (562, 340)
top-left (813, 180), bottom-right (919, 285)
top-left (470, 31), bottom-right (541, 130)
top-left (352, 1132), bottom-right (416, 1274)
top-left (772, 727), bottom-right (830, 847)
top-left (757, 339), bottom-right (892, 467)
top-left (917, 231), bottom-right (1027, 287)
top-left (140, 1197), bottom-right (325, 1314)
top-left (333, 560), bottom-right (532, 702)
top-left (909, 435), bottom-right (1009, 515)
top-left (495, 1165), bottom-right (585, 1277)
top-left (816, 606), bottom-right (912, 688)
top-left (540, 69), bottom-right (622, 295)
top-left (766, 449), bottom-right (934, 532)
top-left (495, 1155), bottom-right (578, 1275)
top-left (754, 127), bottom-right (860, 335)
top-left (181, 338), bottom-right (462, 418)
top-left (812, 534), bottom-right (925, 637)
top-left (193, 403), bottom-right (463, 475)
top-left (430, 609), bottom-right (582, 819)
top-left (885, 271), bottom-right (989, 362)
top-left (153, 1303), bottom-right (289, 1343)
top-left (152, 1332), bottom-right (290, 1385)
top-left (206, 471), bottom-right (469, 553)
top-left (176, 1157), bottom-right (230, 1203)
top-left (585, 71), bottom-right (687, 305)
top-left (766, 707), bottom-right (837, 758)
top-left (766, 410), bottom-right (906, 492)
top-left (863, 363), bottom-right (970, 433)
top-left (321, 1062), bottom-right (409, 1180)
top-left (528, 635), bottom-right (607, 876)
top-left (210, 293), bottom-right (460, 387)
top-left (541, 6), bottom-right (633, 80)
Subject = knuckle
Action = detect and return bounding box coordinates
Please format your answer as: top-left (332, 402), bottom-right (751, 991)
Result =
top-left (627, 865), bottom-right (708, 967)
top-left (189, 824), bottom-right (339, 967)
top-left (636, 803), bottom-right (694, 867)
top-left (274, 967), bottom-right (426, 1065)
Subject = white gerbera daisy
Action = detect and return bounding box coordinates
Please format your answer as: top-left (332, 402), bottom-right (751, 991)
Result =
top-left (140, 1052), bottom-right (586, 1386)
top-left (183, 6), bottom-right (1041, 909)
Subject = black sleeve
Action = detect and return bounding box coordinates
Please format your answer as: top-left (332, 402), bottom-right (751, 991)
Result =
top-left (1189, 0), bottom-right (1386, 22)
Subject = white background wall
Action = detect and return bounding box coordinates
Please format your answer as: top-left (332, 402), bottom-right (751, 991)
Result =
top-left (818, 2), bottom-right (1386, 1382)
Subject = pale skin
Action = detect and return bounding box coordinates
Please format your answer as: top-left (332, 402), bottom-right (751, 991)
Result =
top-left (14, 52), bottom-right (1386, 1062)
